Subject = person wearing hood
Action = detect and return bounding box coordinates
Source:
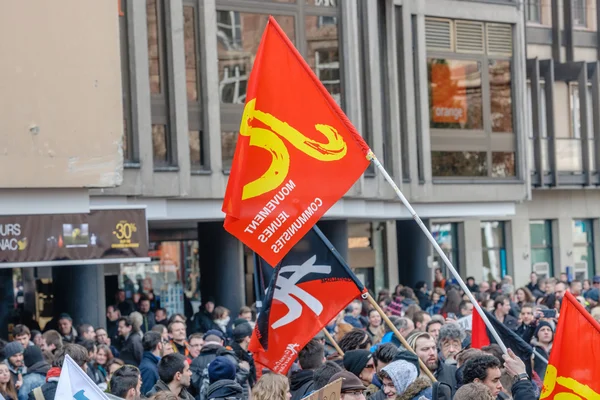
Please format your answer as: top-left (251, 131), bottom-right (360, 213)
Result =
top-left (2, 342), bottom-right (25, 389)
top-left (343, 350), bottom-right (376, 387)
top-left (140, 332), bottom-right (164, 395)
top-left (531, 320), bottom-right (554, 379)
top-left (146, 353), bottom-right (194, 400)
top-left (206, 357), bottom-right (243, 400)
top-left (17, 346), bottom-right (49, 400)
top-left (191, 330), bottom-right (225, 395)
top-left (380, 360), bottom-right (432, 400)
top-left (290, 339), bottom-right (324, 400)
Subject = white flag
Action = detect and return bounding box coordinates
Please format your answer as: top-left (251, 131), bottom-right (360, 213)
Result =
top-left (55, 354), bottom-right (110, 400)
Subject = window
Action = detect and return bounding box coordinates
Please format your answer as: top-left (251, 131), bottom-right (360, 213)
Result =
top-left (119, 0), bottom-right (136, 163)
top-left (526, 81), bottom-right (549, 174)
top-left (565, 83), bottom-right (595, 172)
top-left (147, 0), bottom-right (175, 168)
top-left (216, 1), bottom-right (340, 171)
top-left (572, 219), bottom-right (595, 279)
top-left (481, 221), bottom-right (507, 282)
top-left (526, 0), bottom-right (541, 23)
top-left (530, 220), bottom-right (554, 278)
top-left (426, 20), bottom-right (516, 179)
top-left (573, 0), bottom-right (587, 27)
top-left (431, 223), bottom-right (460, 278)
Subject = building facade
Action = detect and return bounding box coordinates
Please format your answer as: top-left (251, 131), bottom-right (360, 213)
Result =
top-left (6, 0), bottom-right (600, 331)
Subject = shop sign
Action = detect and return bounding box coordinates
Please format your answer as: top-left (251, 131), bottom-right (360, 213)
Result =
top-left (431, 62), bottom-right (468, 124)
top-left (0, 208), bottom-right (149, 267)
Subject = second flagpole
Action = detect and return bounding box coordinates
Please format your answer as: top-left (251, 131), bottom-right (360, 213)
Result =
top-left (367, 151), bottom-right (509, 355)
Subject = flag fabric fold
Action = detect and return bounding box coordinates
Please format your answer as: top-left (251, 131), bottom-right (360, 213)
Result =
top-left (541, 291), bottom-right (600, 399)
top-left (55, 354), bottom-right (110, 400)
top-left (222, 16), bottom-right (370, 267)
top-left (249, 226), bottom-right (365, 374)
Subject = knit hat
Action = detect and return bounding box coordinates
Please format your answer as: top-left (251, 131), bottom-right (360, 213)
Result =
top-left (585, 288), bottom-right (600, 302)
top-left (208, 356), bottom-right (237, 384)
top-left (203, 329), bottom-right (225, 342)
top-left (393, 349), bottom-right (420, 374)
top-left (23, 345), bottom-right (44, 368)
top-left (232, 323), bottom-right (253, 342)
top-left (329, 371), bottom-right (366, 392)
top-left (382, 360), bottom-right (418, 394)
top-left (534, 320), bottom-right (554, 340)
top-left (4, 342), bottom-right (24, 359)
top-left (343, 350), bottom-right (372, 377)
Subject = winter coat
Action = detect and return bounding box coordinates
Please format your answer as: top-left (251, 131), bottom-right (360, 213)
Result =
top-left (27, 378), bottom-right (58, 400)
top-left (119, 333), bottom-right (143, 366)
top-left (230, 342), bottom-right (256, 388)
top-left (289, 370), bottom-right (314, 400)
top-left (511, 378), bottom-right (537, 400)
top-left (207, 380), bottom-right (244, 400)
top-left (434, 363), bottom-right (457, 396)
top-left (146, 379), bottom-right (194, 400)
top-left (140, 351), bottom-right (161, 395)
top-left (140, 311), bottom-right (156, 333)
top-left (216, 348), bottom-right (250, 400)
top-left (192, 311), bottom-right (216, 334)
top-left (191, 343), bottom-right (223, 393)
top-left (19, 361), bottom-right (50, 400)
top-left (395, 377), bottom-right (432, 400)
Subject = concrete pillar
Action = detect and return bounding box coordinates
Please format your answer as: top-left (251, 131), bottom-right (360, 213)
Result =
top-left (197, 222), bottom-right (244, 312)
top-left (395, 219), bottom-right (431, 287)
top-left (463, 219), bottom-right (484, 282)
top-left (556, 217), bottom-right (573, 277)
top-left (510, 216), bottom-right (532, 287)
top-left (0, 269), bottom-right (14, 338)
top-left (316, 220), bottom-right (348, 261)
top-left (52, 265), bottom-right (106, 328)
top-left (22, 268), bottom-right (36, 315)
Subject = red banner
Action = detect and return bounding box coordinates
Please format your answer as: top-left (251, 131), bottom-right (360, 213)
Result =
top-left (222, 16), bottom-right (370, 267)
top-left (542, 292), bottom-right (600, 398)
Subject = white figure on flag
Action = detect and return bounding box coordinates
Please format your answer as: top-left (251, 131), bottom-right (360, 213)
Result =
top-left (55, 354), bottom-right (110, 400)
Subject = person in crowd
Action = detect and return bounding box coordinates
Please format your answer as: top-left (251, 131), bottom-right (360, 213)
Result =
top-left (129, 312), bottom-right (145, 340)
top-left (458, 301), bottom-right (473, 318)
top-left (0, 364), bottom-right (18, 400)
top-left (12, 326), bottom-right (32, 349)
top-left (569, 280), bottom-right (583, 296)
top-left (500, 284), bottom-right (520, 318)
top-left (191, 330), bottom-right (225, 394)
top-left (115, 289), bottom-right (135, 317)
top-left (515, 288), bottom-right (535, 312)
top-left (343, 350), bottom-right (376, 387)
top-left (18, 346), bottom-right (49, 400)
top-left (338, 329), bottom-right (371, 354)
top-left (96, 327), bottom-right (119, 358)
top-left (212, 307), bottom-right (231, 335)
top-left (168, 321), bottom-right (190, 359)
top-left (483, 299), bottom-right (495, 313)
top-left (77, 324), bottom-right (96, 344)
top-left (365, 310), bottom-right (384, 344)
top-left (439, 288), bottom-right (461, 318)
top-left (108, 364), bottom-right (142, 400)
top-left (591, 306), bottom-right (600, 324)
top-left (515, 303), bottom-right (537, 343)
top-left (313, 361), bottom-right (342, 391)
top-left (28, 343), bottom-right (88, 400)
top-left (149, 392), bottom-right (179, 400)
top-left (155, 308), bottom-right (168, 327)
top-left (192, 301), bottom-right (216, 334)
top-left (57, 314), bottom-right (77, 343)
top-left (455, 348), bottom-right (485, 387)
top-left (366, 344), bottom-right (399, 400)
top-left (407, 332), bottom-right (456, 395)
top-left (437, 323), bottom-right (465, 365)
top-left (106, 305), bottom-right (121, 342)
top-left (343, 301), bottom-right (364, 329)
top-left (206, 359), bottom-right (243, 400)
top-left (554, 282), bottom-right (567, 301)
top-left (30, 331), bottom-right (43, 350)
top-left (106, 358), bottom-right (125, 384)
top-left (531, 320), bottom-right (554, 379)
top-left (289, 339), bottom-right (323, 400)
top-left (140, 331), bottom-right (164, 395)
top-left (466, 277), bottom-right (479, 293)
top-left (95, 344), bottom-right (113, 389)
top-left (479, 281), bottom-right (490, 294)
top-left (251, 373), bottom-right (290, 400)
top-left (40, 331), bottom-right (62, 363)
top-left (139, 296), bottom-right (156, 333)
top-left (117, 316), bottom-right (143, 366)
top-left (461, 355), bottom-right (503, 398)
top-left (414, 281), bottom-right (431, 311)
top-left (424, 320), bottom-right (442, 342)
top-left (412, 311), bottom-right (431, 333)
top-left (380, 359), bottom-right (432, 399)
top-left (403, 304), bottom-right (421, 322)
top-left (526, 273), bottom-right (539, 295)
top-left (188, 334), bottom-right (204, 360)
top-left (454, 382), bottom-right (494, 400)
top-left (433, 268), bottom-right (446, 289)
top-left (147, 353), bottom-right (194, 399)
top-left (493, 296), bottom-right (518, 330)
top-left (3, 342), bottom-right (25, 389)
top-left (153, 325), bottom-right (170, 343)
top-left (328, 371), bottom-right (366, 400)
top-left (585, 288), bottom-right (599, 310)
top-left (81, 340), bottom-right (105, 387)
top-left (230, 323), bottom-right (256, 389)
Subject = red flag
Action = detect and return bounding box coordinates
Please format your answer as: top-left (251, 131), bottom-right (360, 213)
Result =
top-left (471, 307), bottom-right (490, 349)
top-left (542, 292), bottom-right (600, 399)
top-left (222, 16), bottom-right (370, 267)
top-left (249, 227), bottom-right (365, 374)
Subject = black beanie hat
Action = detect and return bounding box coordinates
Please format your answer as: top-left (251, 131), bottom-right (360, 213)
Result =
top-left (343, 350), bottom-right (372, 377)
top-left (23, 345), bottom-right (44, 368)
top-left (534, 320), bottom-right (554, 340)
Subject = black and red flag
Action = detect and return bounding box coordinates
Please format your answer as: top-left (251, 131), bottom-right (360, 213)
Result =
top-left (249, 226), bottom-right (366, 374)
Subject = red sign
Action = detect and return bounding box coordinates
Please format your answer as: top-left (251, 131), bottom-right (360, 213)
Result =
top-left (431, 62), bottom-right (467, 124)
top-left (222, 16), bottom-right (370, 266)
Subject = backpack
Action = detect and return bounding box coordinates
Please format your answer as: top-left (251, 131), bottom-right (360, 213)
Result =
top-left (431, 382), bottom-right (452, 400)
top-left (32, 387), bottom-right (45, 400)
top-left (197, 365), bottom-right (211, 400)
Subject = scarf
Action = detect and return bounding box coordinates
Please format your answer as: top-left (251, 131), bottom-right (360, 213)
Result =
top-left (46, 367), bottom-right (61, 382)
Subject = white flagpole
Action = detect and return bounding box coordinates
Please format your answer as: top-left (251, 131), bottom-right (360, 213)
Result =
top-left (367, 151), bottom-right (509, 354)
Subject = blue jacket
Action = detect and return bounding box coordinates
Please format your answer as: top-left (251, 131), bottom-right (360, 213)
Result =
top-left (18, 373), bottom-right (45, 400)
top-left (140, 351), bottom-right (160, 395)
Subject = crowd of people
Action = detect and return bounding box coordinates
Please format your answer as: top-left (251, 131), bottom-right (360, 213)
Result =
top-left (0, 271), bottom-right (597, 400)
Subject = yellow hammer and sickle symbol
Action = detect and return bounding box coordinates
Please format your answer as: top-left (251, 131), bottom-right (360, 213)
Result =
top-left (542, 365), bottom-right (600, 400)
top-left (239, 98), bottom-right (348, 200)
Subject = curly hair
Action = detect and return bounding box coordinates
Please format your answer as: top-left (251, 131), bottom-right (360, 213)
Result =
top-left (454, 382), bottom-right (494, 400)
top-left (339, 329), bottom-right (371, 353)
top-left (438, 323), bottom-right (465, 346)
top-left (313, 361), bottom-right (343, 390)
top-left (462, 355), bottom-right (501, 385)
top-left (252, 373), bottom-right (289, 400)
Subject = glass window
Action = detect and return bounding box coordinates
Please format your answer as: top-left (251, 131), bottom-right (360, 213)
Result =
top-left (305, 15), bottom-right (340, 104)
top-left (152, 125), bottom-right (169, 165)
top-left (526, 0), bottom-right (541, 23)
top-left (489, 60), bottom-right (513, 133)
top-left (221, 131), bottom-right (238, 171)
top-left (184, 6), bottom-right (199, 102)
top-left (481, 221), bottom-right (507, 282)
top-left (431, 151), bottom-right (487, 177)
top-left (431, 223), bottom-right (460, 278)
top-left (572, 219), bottom-right (595, 279)
top-left (573, 0), bottom-right (587, 27)
top-left (492, 152), bottom-right (515, 177)
top-left (530, 220), bottom-right (554, 277)
top-left (189, 130), bottom-right (203, 167)
top-left (147, 0), bottom-right (162, 95)
top-left (428, 59), bottom-right (483, 130)
top-left (119, 0), bottom-right (134, 163)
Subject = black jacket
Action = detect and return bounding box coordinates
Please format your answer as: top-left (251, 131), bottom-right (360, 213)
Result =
top-left (289, 370), bottom-right (314, 400)
top-left (230, 342), bottom-right (256, 388)
top-left (208, 379), bottom-right (244, 400)
top-left (140, 351), bottom-right (161, 395)
top-left (146, 379), bottom-right (194, 400)
top-left (192, 310), bottom-right (215, 334)
top-left (434, 362), bottom-right (457, 396)
top-left (140, 311), bottom-right (156, 333)
top-left (511, 379), bottom-right (537, 400)
top-left (191, 343), bottom-right (223, 393)
top-left (119, 333), bottom-right (143, 366)
top-left (27, 379), bottom-right (58, 400)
